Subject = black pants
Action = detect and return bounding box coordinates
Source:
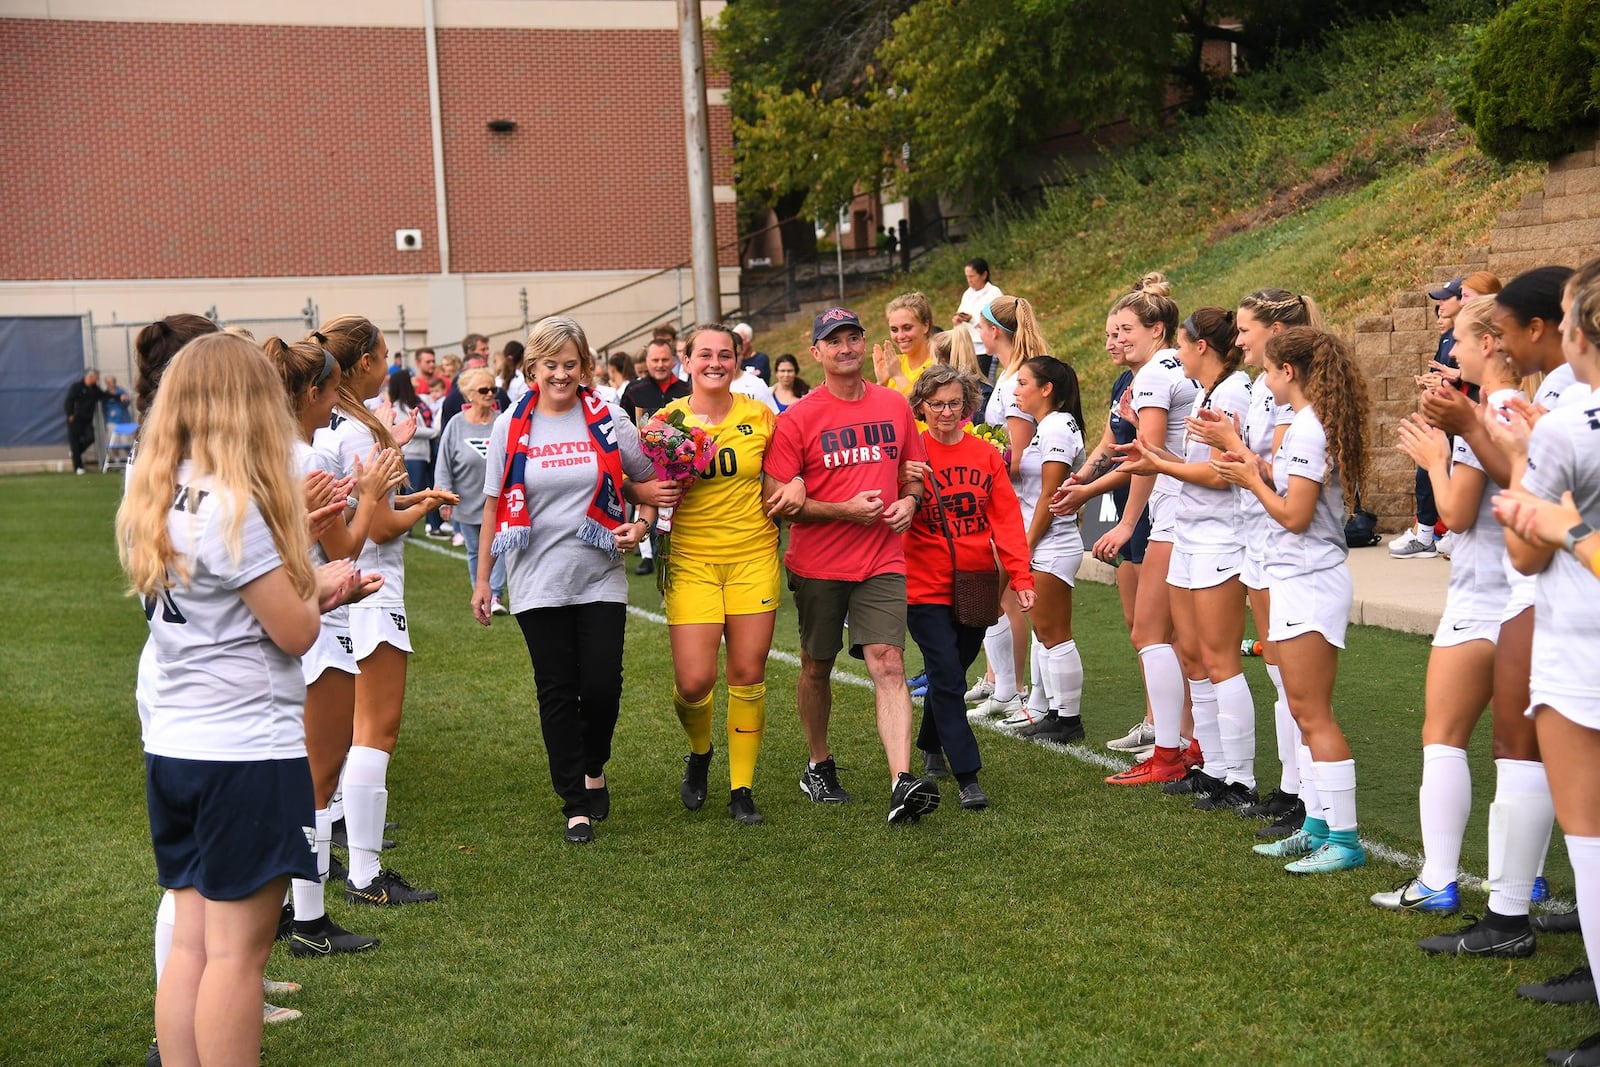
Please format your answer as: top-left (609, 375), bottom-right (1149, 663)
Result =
top-left (1414, 465), bottom-right (1437, 529)
top-left (515, 602), bottom-right (627, 818)
top-left (68, 420), bottom-right (94, 470)
top-left (907, 603), bottom-right (987, 776)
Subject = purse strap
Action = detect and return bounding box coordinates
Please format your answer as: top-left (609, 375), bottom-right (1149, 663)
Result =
top-left (926, 483), bottom-right (961, 575)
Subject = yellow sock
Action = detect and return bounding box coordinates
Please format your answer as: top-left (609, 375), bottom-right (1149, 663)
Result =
top-left (674, 687), bottom-right (714, 755)
top-left (726, 682), bottom-right (766, 791)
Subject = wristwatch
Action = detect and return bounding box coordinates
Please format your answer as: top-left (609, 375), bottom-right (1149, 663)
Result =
top-left (1564, 522), bottom-right (1595, 553)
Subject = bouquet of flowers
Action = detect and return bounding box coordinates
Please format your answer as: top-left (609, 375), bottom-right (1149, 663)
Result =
top-left (638, 408), bottom-right (716, 592)
top-left (965, 421), bottom-right (1011, 467)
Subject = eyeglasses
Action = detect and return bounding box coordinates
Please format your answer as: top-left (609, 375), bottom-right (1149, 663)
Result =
top-left (923, 400), bottom-right (964, 412)
top-left (471, 387), bottom-right (495, 396)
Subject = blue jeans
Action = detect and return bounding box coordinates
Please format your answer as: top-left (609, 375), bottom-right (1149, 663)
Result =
top-left (406, 458), bottom-right (443, 532)
top-left (906, 603), bottom-right (987, 776)
top-left (458, 521), bottom-right (505, 599)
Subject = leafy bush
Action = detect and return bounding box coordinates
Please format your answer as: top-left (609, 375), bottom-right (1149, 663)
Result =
top-left (1455, 0), bottom-right (1600, 162)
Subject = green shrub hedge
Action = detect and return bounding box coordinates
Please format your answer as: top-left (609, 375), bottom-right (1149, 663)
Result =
top-left (1456, 0), bottom-right (1600, 162)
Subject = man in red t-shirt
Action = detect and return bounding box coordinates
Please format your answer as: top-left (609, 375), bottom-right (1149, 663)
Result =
top-left (762, 307), bottom-right (940, 824)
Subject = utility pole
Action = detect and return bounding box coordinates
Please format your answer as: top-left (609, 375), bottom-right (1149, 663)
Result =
top-left (678, 0), bottom-right (720, 325)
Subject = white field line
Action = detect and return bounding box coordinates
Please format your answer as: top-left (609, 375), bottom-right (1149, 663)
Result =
top-left (407, 537), bottom-right (1572, 907)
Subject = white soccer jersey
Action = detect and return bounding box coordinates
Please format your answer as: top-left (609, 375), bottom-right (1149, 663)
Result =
top-left (142, 462), bottom-right (308, 761)
top-left (1442, 390), bottom-right (1518, 620)
top-left (1130, 349), bottom-right (1200, 503)
top-left (1240, 374), bottom-right (1296, 554)
top-left (1504, 374), bottom-right (1594, 609)
top-left (1016, 410), bottom-right (1086, 555)
top-left (314, 408), bottom-right (404, 606)
top-left (1175, 370), bottom-right (1251, 553)
top-left (1263, 405), bottom-right (1348, 577)
top-left (1523, 395), bottom-right (1600, 710)
top-left (984, 368), bottom-right (1033, 428)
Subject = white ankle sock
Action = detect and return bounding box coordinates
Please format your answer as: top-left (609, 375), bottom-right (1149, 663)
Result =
top-left (1566, 835), bottom-right (1600, 981)
top-left (344, 745), bottom-right (391, 890)
top-left (154, 890), bottom-right (175, 985)
top-left (1188, 678), bottom-right (1221, 776)
top-left (1312, 759), bottom-right (1358, 833)
top-left (1488, 759), bottom-right (1554, 917)
top-left (1418, 745), bottom-right (1470, 890)
top-left (1043, 640), bottom-right (1083, 718)
top-left (1213, 673), bottom-right (1256, 789)
top-left (1139, 643), bottom-right (1185, 749)
top-left (292, 806), bottom-right (332, 923)
top-left (1296, 738), bottom-right (1320, 818)
top-left (984, 619), bottom-right (1016, 700)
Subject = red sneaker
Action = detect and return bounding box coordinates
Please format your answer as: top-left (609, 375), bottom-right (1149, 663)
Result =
top-left (1105, 746), bottom-right (1187, 785)
top-left (1180, 739), bottom-right (1204, 770)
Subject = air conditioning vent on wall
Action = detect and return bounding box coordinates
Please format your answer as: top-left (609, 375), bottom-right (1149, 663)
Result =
top-left (396, 229), bottom-right (423, 251)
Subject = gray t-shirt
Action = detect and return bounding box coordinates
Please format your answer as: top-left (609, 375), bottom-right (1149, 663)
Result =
top-left (483, 400), bottom-right (654, 611)
top-left (435, 412), bottom-right (496, 526)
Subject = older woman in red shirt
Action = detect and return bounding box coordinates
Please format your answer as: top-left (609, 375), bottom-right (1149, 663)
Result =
top-left (904, 365), bottom-right (1036, 810)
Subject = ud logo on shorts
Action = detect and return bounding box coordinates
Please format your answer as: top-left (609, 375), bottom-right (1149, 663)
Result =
top-left (389, 613), bottom-right (407, 632)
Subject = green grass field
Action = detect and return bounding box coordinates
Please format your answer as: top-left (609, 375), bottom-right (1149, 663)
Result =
top-left (3, 473), bottom-right (1591, 1065)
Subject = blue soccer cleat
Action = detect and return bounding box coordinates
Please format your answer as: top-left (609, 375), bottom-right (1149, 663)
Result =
top-left (1370, 877), bottom-right (1460, 913)
top-left (1285, 841), bottom-right (1368, 875)
top-left (1533, 876), bottom-right (1551, 905)
top-left (1253, 828), bottom-right (1318, 859)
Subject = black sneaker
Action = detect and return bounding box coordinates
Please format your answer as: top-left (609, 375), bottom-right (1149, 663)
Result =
top-left (1534, 910), bottom-right (1584, 935)
top-left (635, 558), bottom-right (654, 575)
top-left (288, 915), bottom-right (380, 958)
top-left (587, 783), bottom-right (610, 822)
top-left (330, 818), bottom-right (395, 850)
top-left (275, 901), bottom-right (293, 941)
top-left (1239, 788), bottom-right (1300, 820)
top-left (1257, 802), bottom-right (1306, 839)
top-left (1418, 915), bottom-right (1535, 958)
top-left (1547, 1032), bottom-right (1600, 1066)
top-left (728, 787), bottom-right (765, 825)
top-left (681, 746), bottom-right (714, 811)
top-left (1193, 780), bottom-right (1258, 811)
top-left (1162, 767), bottom-right (1224, 797)
top-left (1519, 965), bottom-right (1596, 1005)
top-left (564, 820), bottom-right (594, 845)
top-left (921, 750), bottom-right (950, 779)
top-left (1018, 711), bottom-right (1086, 743)
top-left (799, 756), bottom-right (851, 804)
top-left (888, 772), bottom-right (941, 824)
top-left (344, 868), bottom-right (440, 906)
top-left (958, 782), bottom-right (989, 811)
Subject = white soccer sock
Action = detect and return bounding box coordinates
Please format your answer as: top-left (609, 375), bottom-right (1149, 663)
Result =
top-left (344, 745), bottom-right (391, 890)
top-left (1296, 738), bottom-right (1321, 818)
top-left (292, 806), bottom-right (333, 923)
top-left (1312, 759), bottom-right (1358, 833)
top-left (1265, 663), bottom-right (1297, 793)
top-left (1213, 673), bottom-right (1256, 789)
top-left (638, 531), bottom-right (654, 560)
top-left (1030, 639), bottom-right (1056, 713)
top-left (154, 890), bottom-right (175, 986)
top-left (984, 619), bottom-right (1017, 700)
top-left (330, 760), bottom-right (346, 824)
top-left (1043, 640), bottom-right (1083, 718)
top-left (1418, 745), bottom-right (1471, 890)
top-left (1487, 759), bottom-right (1554, 917)
top-left (1189, 678), bottom-right (1221, 775)
top-left (1139, 643), bottom-right (1185, 749)
top-left (1566, 836), bottom-right (1600, 985)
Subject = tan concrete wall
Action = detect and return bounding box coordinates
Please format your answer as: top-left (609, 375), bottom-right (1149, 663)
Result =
top-left (1351, 128), bottom-right (1600, 530)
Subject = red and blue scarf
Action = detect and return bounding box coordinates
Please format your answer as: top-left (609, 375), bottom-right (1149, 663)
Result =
top-left (490, 384), bottom-right (628, 560)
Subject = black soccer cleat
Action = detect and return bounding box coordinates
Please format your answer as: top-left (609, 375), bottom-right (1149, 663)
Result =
top-left (728, 787), bottom-right (765, 825)
top-left (681, 746), bottom-right (713, 811)
top-left (1162, 767), bottom-right (1225, 798)
top-left (1519, 965), bottom-right (1596, 1005)
top-left (1239, 788), bottom-right (1300, 820)
top-left (1418, 915), bottom-right (1535, 958)
top-left (288, 915), bottom-right (380, 958)
top-left (1534, 910), bottom-right (1583, 935)
top-left (1547, 1032), bottom-right (1600, 1067)
top-left (1193, 780), bottom-right (1258, 812)
top-left (1019, 711), bottom-right (1086, 744)
top-left (344, 868), bottom-right (440, 907)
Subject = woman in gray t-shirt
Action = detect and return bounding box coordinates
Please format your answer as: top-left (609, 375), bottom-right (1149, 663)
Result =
top-left (436, 366), bottom-right (506, 610)
top-left (472, 317), bottom-right (678, 845)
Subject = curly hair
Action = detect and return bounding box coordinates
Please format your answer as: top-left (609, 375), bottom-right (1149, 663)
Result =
top-left (1266, 327), bottom-right (1369, 511)
top-left (908, 364), bottom-right (984, 421)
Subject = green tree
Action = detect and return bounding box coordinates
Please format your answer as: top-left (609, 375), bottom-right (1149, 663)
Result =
top-left (1456, 0), bottom-right (1600, 163)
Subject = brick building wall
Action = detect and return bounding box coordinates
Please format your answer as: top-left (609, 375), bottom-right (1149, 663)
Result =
top-left (0, 11), bottom-right (734, 282)
top-left (1352, 129), bottom-right (1600, 529)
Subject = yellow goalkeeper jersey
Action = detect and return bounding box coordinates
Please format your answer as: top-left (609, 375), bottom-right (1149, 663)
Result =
top-left (660, 394), bottom-right (780, 563)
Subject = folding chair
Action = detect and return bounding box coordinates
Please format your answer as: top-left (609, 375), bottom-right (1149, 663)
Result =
top-left (102, 422), bottom-right (138, 472)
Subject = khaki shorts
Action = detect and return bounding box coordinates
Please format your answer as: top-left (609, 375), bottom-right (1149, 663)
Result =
top-left (789, 571), bottom-right (906, 661)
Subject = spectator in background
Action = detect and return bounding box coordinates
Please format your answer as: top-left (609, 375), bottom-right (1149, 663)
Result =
top-left (387, 370), bottom-right (442, 534)
top-left (771, 353), bottom-right (809, 413)
top-left (885, 227), bottom-right (899, 260)
top-left (498, 340), bottom-right (526, 407)
top-left (436, 366), bottom-right (507, 613)
top-left (623, 338), bottom-right (691, 425)
top-left (952, 258), bottom-right (1003, 382)
top-left (1392, 277), bottom-right (1464, 560)
top-left (411, 348), bottom-right (441, 396)
top-left (65, 368), bottom-right (105, 474)
top-left (730, 328), bottom-right (780, 414)
top-left (733, 323), bottom-right (771, 382)
top-left (101, 375), bottom-right (132, 425)
top-left (607, 351), bottom-right (634, 393)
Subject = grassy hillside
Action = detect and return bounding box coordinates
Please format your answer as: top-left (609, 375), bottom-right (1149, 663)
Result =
top-left (761, 15), bottom-right (1543, 403)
